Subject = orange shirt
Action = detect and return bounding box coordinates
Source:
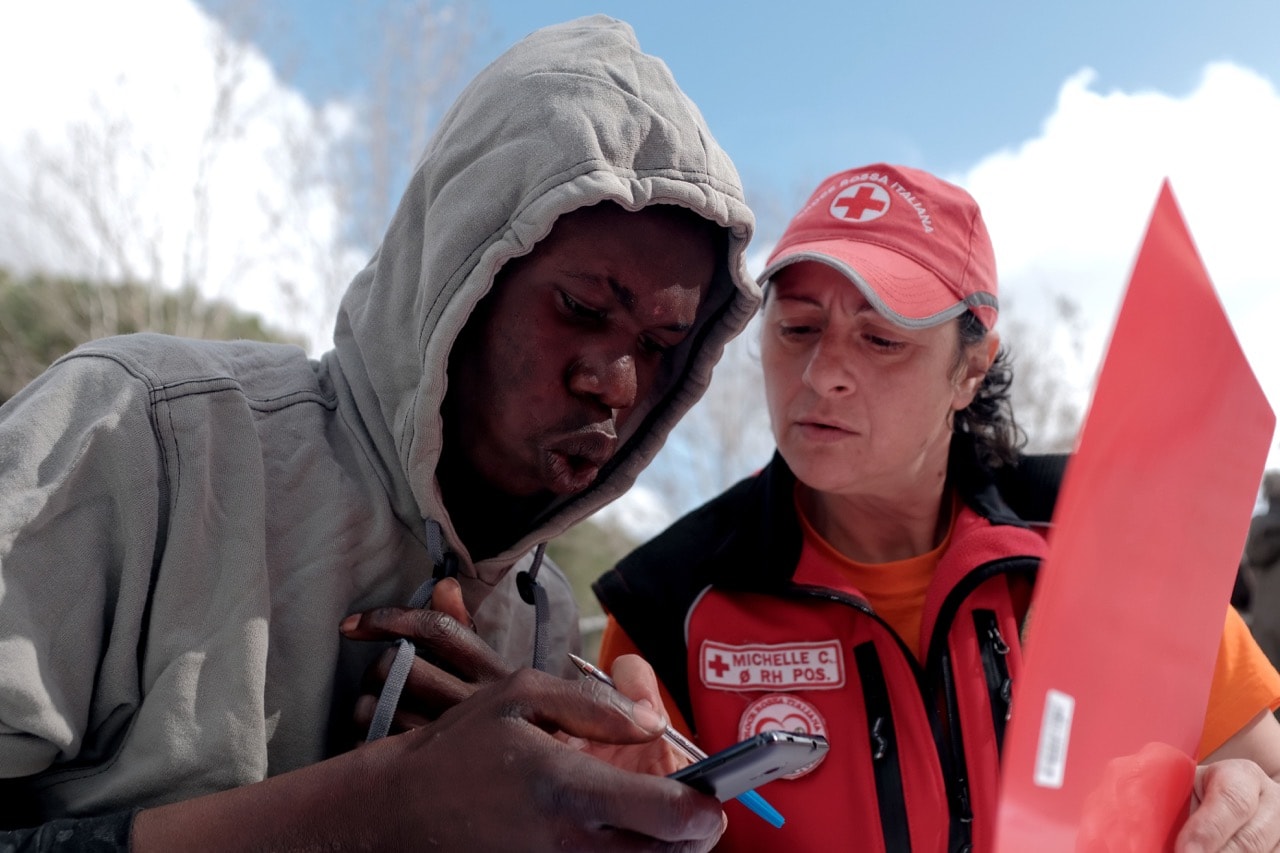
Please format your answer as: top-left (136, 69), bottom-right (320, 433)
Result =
top-left (795, 494), bottom-right (950, 663)
top-left (598, 500), bottom-right (1280, 759)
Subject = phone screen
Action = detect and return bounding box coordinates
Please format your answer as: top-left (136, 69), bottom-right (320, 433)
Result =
top-left (667, 731), bottom-right (829, 801)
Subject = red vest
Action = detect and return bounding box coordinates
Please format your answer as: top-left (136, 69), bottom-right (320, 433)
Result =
top-left (683, 506), bottom-right (1048, 852)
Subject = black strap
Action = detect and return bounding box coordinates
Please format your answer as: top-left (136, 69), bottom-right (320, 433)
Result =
top-left (997, 453), bottom-right (1069, 524)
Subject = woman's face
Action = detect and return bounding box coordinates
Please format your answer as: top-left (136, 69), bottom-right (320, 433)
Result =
top-left (761, 261), bottom-right (990, 502)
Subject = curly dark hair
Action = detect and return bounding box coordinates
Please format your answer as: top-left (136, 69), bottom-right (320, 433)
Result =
top-left (952, 309), bottom-right (1025, 469)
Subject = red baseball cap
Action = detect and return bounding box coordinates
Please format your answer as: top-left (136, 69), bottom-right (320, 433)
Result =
top-left (760, 164), bottom-right (998, 330)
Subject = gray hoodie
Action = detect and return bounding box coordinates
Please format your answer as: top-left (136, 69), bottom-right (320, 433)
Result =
top-left (0, 15), bottom-right (758, 827)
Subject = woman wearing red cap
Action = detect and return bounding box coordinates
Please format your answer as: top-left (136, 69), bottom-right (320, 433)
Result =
top-left (594, 164), bottom-right (1280, 852)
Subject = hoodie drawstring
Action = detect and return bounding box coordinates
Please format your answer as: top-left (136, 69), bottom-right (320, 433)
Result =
top-left (517, 542), bottom-right (551, 672)
top-left (365, 520), bottom-right (454, 742)
top-left (365, 523), bottom-right (551, 743)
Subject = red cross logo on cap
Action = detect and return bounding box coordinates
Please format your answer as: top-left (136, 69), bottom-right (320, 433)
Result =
top-left (830, 183), bottom-right (890, 223)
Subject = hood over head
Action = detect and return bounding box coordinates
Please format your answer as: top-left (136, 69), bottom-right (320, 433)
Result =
top-left (332, 15), bottom-right (759, 603)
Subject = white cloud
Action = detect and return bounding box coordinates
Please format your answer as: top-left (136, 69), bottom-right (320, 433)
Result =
top-left (960, 61), bottom-right (1280, 467)
top-left (0, 0), bottom-right (366, 354)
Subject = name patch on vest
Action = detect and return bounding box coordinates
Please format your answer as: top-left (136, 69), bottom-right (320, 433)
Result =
top-left (699, 640), bottom-right (845, 690)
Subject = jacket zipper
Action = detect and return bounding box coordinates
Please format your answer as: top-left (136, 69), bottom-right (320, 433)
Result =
top-left (924, 558), bottom-right (1039, 853)
top-left (854, 642), bottom-right (913, 853)
top-left (974, 609), bottom-right (1013, 753)
top-left (937, 648), bottom-right (974, 853)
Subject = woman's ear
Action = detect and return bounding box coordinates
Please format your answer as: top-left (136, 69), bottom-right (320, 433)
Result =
top-left (953, 331), bottom-right (1000, 410)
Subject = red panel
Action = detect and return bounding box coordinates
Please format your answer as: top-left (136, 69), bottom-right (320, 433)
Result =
top-left (994, 182), bottom-right (1275, 852)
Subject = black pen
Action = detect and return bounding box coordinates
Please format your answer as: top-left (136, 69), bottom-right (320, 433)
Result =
top-left (567, 653), bottom-right (785, 827)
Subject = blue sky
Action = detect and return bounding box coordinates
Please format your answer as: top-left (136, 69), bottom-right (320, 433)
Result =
top-left (249, 1), bottom-right (1280, 222)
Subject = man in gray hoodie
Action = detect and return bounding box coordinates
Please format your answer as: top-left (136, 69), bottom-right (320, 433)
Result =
top-left (0, 16), bottom-right (759, 851)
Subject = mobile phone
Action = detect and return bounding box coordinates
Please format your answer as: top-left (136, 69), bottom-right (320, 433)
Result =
top-left (667, 731), bottom-right (829, 802)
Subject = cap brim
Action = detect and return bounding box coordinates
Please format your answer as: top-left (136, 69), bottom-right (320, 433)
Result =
top-left (760, 238), bottom-right (974, 330)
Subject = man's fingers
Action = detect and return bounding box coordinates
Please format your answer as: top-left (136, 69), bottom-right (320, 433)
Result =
top-left (554, 756), bottom-right (724, 847)
top-left (340, 605), bottom-right (458, 642)
top-left (360, 647), bottom-right (401, 693)
top-left (358, 653), bottom-right (478, 714)
top-left (470, 676), bottom-right (723, 847)
top-left (429, 577), bottom-right (474, 629)
top-left (353, 693), bottom-right (436, 733)
top-left (504, 669), bottom-right (668, 745)
top-left (340, 605), bottom-right (509, 682)
top-left (373, 671), bottom-right (723, 851)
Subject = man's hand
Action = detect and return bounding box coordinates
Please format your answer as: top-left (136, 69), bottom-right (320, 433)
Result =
top-left (342, 579), bottom-right (504, 733)
top-left (133, 667), bottom-right (726, 853)
top-left (366, 668), bottom-right (726, 851)
top-left (340, 582), bottom-right (689, 775)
